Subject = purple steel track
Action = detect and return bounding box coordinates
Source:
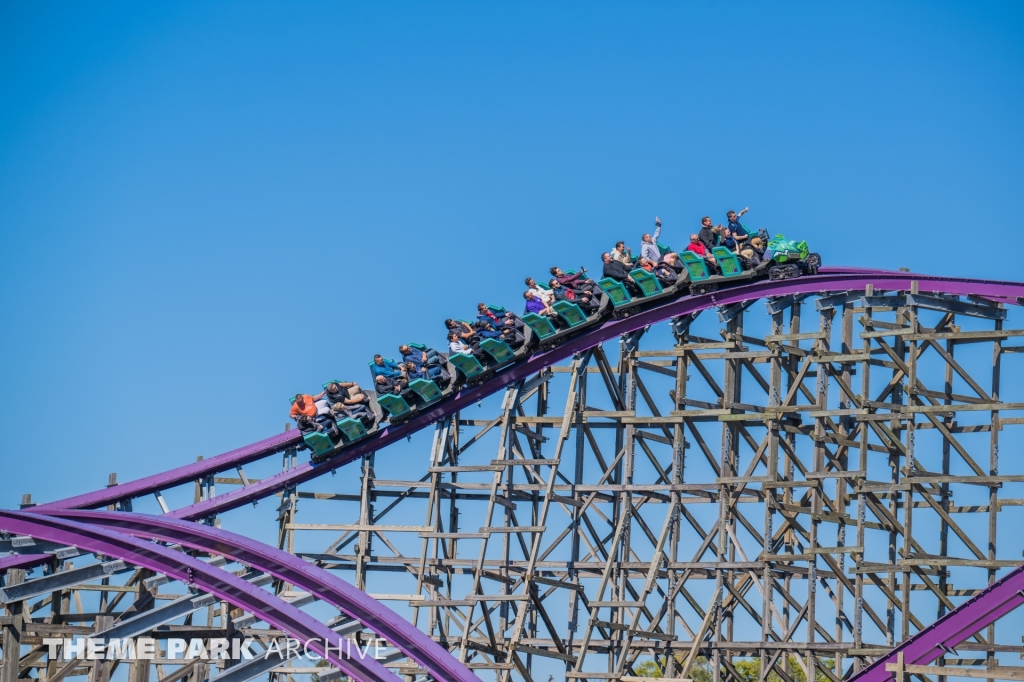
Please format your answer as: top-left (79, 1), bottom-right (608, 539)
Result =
top-left (39, 266), bottom-right (1024, 518)
top-left (0, 553), bottom-right (52, 571)
top-left (847, 564), bottom-right (1024, 682)
top-left (48, 510), bottom-right (479, 682)
top-left (34, 430), bottom-right (301, 514)
top-left (0, 511), bottom-right (400, 682)
top-left (15, 266), bottom-right (1024, 682)
top-left (169, 269), bottom-right (1024, 520)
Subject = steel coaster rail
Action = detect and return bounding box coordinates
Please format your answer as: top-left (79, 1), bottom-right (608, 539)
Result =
top-left (32, 266), bottom-right (895, 514)
top-left (33, 430), bottom-right (302, 513)
top-left (847, 563), bottom-right (1024, 682)
top-left (34, 267), bottom-right (1024, 519)
top-left (47, 509), bottom-right (480, 682)
top-left (8, 266), bottom-right (1024, 682)
top-left (0, 511), bottom-right (401, 682)
top-left (170, 269), bottom-right (1024, 520)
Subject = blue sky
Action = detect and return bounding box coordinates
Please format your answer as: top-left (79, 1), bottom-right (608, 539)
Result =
top-left (1, 1), bottom-right (1022, 504)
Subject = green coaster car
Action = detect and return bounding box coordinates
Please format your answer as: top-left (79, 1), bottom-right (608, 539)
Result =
top-left (766, 234), bottom-right (821, 280)
top-left (306, 389), bottom-right (386, 463)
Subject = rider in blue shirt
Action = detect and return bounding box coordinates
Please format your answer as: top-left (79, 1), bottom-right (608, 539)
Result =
top-left (726, 208), bottom-right (750, 245)
top-left (370, 355), bottom-right (403, 380)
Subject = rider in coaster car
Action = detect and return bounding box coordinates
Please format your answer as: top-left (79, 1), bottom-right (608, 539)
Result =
top-left (477, 303), bottom-right (501, 326)
top-left (654, 255), bottom-right (682, 286)
top-left (726, 208), bottom-right (750, 246)
top-left (290, 391), bottom-right (324, 422)
top-left (448, 331), bottom-right (490, 363)
top-left (500, 317), bottom-right (526, 350)
top-left (445, 319), bottom-right (484, 352)
top-left (369, 355), bottom-right (403, 380)
top-left (329, 398), bottom-right (374, 429)
top-left (601, 253), bottom-right (641, 295)
top-left (310, 395), bottom-right (340, 440)
top-left (550, 266), bottom-right (598, 295)
top-left (639, 216), bottom-right (662, 263)
top-left (549, 278), bottom-right (598, 313)
top-left (502, 310), bottom-right (525, 330)
top-left (719, 228), bottom-right (738, 252)
top-left (295, 415), bottom-right (325, 437)
top-left (685, 234), bottom-right (719, 272)
top-left (737, 236), bottom-right (766, 269)
top-left (698, 216), bottom-right (721, 253)
top-left (324, 381), bottom-right (367, 408)
top-left (472, 317), bottom-right (503, 340)
top-left (523, 290), bottom-right (564, 326)
top-left (611, 241), bottom-right (634, 267)
top-left (407, 359), bottom-right (453, 387)
top-left (375, 372), bottom-right (416, 404)
top-left (399, 344), bottom-right (443, 370)
top-left (524, 277), bottom-right (555, 306)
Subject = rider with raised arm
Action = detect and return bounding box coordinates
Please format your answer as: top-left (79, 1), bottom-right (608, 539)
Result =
top-left (640, 216), bottom-right (662, 263)
top-left (726, 208), bottom-right (750, 245)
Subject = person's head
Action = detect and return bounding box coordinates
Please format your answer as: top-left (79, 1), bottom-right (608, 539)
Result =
top-left (638, 257), bottom-right (649, 267)
top-left (398, 345), bottom-right (410, 355)
top-left (294, 393), bottom-right (306, 406)
top-left (549, 279), bottom-right (562, 289)
top-left (751, 236), bottom-right (763, 249)
top-left (444, 318), bottom-right (455, 329)
top-left (723, 228), bottom-right (732, 237)
top-left (296, 415), bottom-right (313, 429)
top-left (525, 277), bottom-right (536, 287)
top-left (701, 216), bottom-right (712, 227)
top-left (447, 331), bottom-right (457, 341)
top-left (550, 266), bottom-right (562, 276)
top-left (375, 375), bottom-right (387, 385)
top-left (642, 233), bottom-right (652, 243)
top-left (665, 252), bottom-right (678, 264)
top-left (330, 402), bottom-right (345, 415)
top-left (615, 240), bottom-right (625, 250)
top-left (405, 362), bottom-right (416, 371)
top-left (523, 290), bottom-right (534, 300)
top-left (690, 234), bottom-right (699, 243)
top-left (373, 354), bottom-right (384, 366)
top-left (602, 252), bottom-right (612, 263)
top-left (727, 210), bottom-right (736, 221)
top-left (326, 382), bottom-right (340, 395)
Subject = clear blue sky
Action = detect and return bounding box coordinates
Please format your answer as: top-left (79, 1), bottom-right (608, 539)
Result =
top-left (1, 2), bottom-right (1022, 504)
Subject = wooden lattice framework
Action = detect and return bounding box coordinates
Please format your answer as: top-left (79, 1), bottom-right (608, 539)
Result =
top-left (4, 284), bottom-right (1024, 682)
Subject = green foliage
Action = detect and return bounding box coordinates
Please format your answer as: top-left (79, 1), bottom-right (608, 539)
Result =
top-left (633, 659), bottom-right (664, 678)
top-left (650, 655), bottom-right (836, 682)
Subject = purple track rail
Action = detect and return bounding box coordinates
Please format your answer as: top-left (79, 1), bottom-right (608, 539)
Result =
top-left (33, 430), bottom-right (302, 514)
top-left (34, 266), bottom-right (908, 515)
top-left (49, 510), bottom-right (479, 682)
top-left (0, 511), bottom-right (400, 682)
top-left (170, 269), bottom-right (1024, 520)
top-left (34, 267), bottom-right (1024, 519)
top-left (14, 266), bottom-right (1024, 682)
top-left (846, 564), bottom-right (1024, 682)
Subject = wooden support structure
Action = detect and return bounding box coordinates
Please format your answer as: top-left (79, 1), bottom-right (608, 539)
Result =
top-left (5, 287), bottom-right (1024, 682)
